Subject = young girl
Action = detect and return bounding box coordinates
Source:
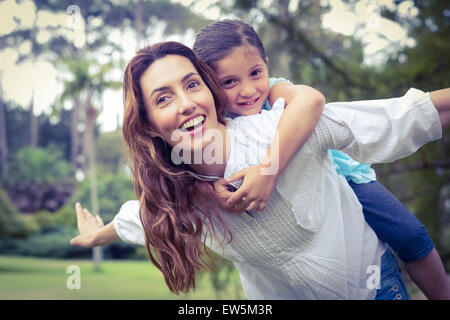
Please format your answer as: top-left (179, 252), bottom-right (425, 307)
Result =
top-left (71, 41), bottom-right (449, 299)
top-left (191, 19), bottom-right (450, 299)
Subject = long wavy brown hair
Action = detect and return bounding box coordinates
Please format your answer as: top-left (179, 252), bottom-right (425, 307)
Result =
top-left (122, 41), bottom-right (231, 294)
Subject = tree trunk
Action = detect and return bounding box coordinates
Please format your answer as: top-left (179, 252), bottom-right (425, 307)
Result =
top-left (71, 97), bottom-right (81, 168)
top-left (30, 89), bottom-right (38, 148)
top-left (135, 0), bottom-right (143, 49)
top-left (0, 86), bottom-right (8, 178)
top-left (85, 98), bottom-right (101, 270)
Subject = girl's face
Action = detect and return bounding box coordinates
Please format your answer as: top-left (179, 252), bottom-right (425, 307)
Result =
top-left (215, 45), bottom-right (270, 116)
top-left (139, 54), bottom-right (218, 152)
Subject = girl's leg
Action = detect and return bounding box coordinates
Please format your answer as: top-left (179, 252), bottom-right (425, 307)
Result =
top-left (405, 248), bottom-right (450, 300)
top-left (348, 181), bottom-right (450, 299)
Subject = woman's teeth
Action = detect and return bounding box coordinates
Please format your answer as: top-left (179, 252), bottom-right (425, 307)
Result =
top-left (180, 115), bottom-right (205, 131)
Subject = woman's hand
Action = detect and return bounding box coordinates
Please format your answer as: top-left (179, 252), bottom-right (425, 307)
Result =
top-left (225, 165), bottom-right (277, 212)
top-left (70, 202), bottom-right (104, 247)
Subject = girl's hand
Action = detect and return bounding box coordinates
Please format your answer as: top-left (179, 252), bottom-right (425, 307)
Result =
top-left (213, 179), bottom-right (246, 214)
top-left (70, 202), bottom-right (104, 247)
top-left (225, 165), bottom-right (277, 212)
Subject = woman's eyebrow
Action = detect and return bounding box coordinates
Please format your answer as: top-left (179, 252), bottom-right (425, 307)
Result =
top-left (150, 86), bottom-right (170, 99)
top-left (150, 72), bottom-right (200, 98)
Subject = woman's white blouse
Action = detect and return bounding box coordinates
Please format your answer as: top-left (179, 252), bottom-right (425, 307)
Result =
top-left (114, 88), bottom-right (441, 299)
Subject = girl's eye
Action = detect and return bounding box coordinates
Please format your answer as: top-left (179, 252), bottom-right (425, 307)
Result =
top-left (250, 69), bottom-right (262, 77)
top-left (222, 79), bottom-right (236, 87)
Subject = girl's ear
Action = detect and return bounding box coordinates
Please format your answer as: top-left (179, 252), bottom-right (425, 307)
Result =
top-left (265, 57), bottom-right (269, 65)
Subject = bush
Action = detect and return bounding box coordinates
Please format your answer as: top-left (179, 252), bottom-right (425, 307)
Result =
top-left (0, 225), bottom-right (141, 259)
top-left (0, 188), bottom-right (29, 238)
top-left (4, 146), bottom-right (74, 213)
top-left (0, 226), bottom-right (91, 258)
top-left (71, 171), bottom-right (136, 223)
top-left (7, 146), bottom-right (73, 185)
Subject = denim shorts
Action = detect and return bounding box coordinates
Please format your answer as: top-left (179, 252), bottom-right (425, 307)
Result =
top-left (348, 181), bottom-right (434, 263)
top-left (375, 248), bottom-right (409, 300)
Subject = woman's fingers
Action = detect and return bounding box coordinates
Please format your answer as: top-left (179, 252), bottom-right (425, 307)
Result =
top-left (75, 202), bottom-right (103, 227)
top-left (70, 236), bottom-right (82, 246)
top-left (70, 234), bottom-right (93, 248)
top-left (96, 215), bottom-right (104, 227)
top-left (75, 202), bottom-right (84, 219)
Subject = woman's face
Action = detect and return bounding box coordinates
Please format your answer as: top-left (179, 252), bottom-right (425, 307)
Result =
top-left (139, 54), bottom-right (218, 153)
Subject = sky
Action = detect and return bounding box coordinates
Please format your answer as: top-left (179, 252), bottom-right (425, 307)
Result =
top-left (0, 0), bottom-right (418, 132)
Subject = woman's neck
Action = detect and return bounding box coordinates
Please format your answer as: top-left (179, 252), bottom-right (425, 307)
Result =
top-left (188, 123), bottom-right (230, 177)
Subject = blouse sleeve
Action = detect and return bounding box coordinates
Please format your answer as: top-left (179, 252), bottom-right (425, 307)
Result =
top-left (316, 88), bottom-right (442, 163)
top-left (113, 200), bottom-right (146, 246)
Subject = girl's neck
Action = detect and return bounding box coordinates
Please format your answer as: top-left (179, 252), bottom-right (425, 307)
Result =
top-left (188, 123), bottom-right (230, 177)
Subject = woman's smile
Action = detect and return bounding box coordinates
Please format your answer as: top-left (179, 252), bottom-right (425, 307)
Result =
top-left (178, 114), bottom-right (206, 135)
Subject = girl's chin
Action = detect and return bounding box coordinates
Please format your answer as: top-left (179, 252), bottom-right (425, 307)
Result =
top-left (231, 104), bottom-right (263, 115)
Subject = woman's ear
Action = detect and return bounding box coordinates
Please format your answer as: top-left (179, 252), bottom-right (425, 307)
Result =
top-left (265, 57), bottom-right (269, 65)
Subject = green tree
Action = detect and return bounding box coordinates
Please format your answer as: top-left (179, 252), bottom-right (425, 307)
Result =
top-left (0, 188), bottom-right (28, 238)
top-left (70, 171), bottom-right (135, 224)
top-left (0, 86), bottom-right (7, 179)
top-left (5, 146), bottom-right (74, 213)
top-left (96, 130), bottom-right (127, 174)
top-left (226, 0), bottom-right (376, 100)
top-left (372, 0), bottom-right (450, 265)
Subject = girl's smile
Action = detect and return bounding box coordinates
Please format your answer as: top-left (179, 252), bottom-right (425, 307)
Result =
top-left (237, 96), bottom-right (261, 108)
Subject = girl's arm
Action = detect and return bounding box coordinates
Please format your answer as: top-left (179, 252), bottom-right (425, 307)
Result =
top-left (70, 202), bottom-right (121, 247)
top-left (429, 88), bottom-right (450, 127)
top-left (224, 83), bottom-right (325, 211)
top-left (265, 82), bottom-right (326, 174)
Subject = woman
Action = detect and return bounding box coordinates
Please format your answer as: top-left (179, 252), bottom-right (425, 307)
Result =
top-left (71, 41), bottom-right (449, 299)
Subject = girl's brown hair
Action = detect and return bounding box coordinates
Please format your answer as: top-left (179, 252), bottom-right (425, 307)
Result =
top-left (193, 19), bottom-right (267, 70)
top-left (122, 41), bottom-right (231, 294)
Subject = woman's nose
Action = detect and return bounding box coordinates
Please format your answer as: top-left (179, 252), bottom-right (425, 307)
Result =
top-left (177, 93), bottom-right (196, 114)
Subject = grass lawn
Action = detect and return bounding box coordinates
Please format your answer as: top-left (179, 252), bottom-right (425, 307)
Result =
top-left (0, 255), bottom-right (245, 300)
top-left (0, 255), bottom-right (430, 300)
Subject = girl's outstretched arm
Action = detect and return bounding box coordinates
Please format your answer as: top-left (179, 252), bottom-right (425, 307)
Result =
top-left (70, 202), bottom-right (120, 247)
top-left (429, 88), bottom-right (450, 127)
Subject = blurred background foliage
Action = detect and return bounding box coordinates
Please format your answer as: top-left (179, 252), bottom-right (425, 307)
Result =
top-left (0, 0), bottom-right (449, 298)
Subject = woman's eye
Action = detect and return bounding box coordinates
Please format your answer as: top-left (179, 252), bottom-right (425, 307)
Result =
top-left (187, 80), bottom-right (200, 89)
top-left (156, 96), bottom-right (169, 105)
